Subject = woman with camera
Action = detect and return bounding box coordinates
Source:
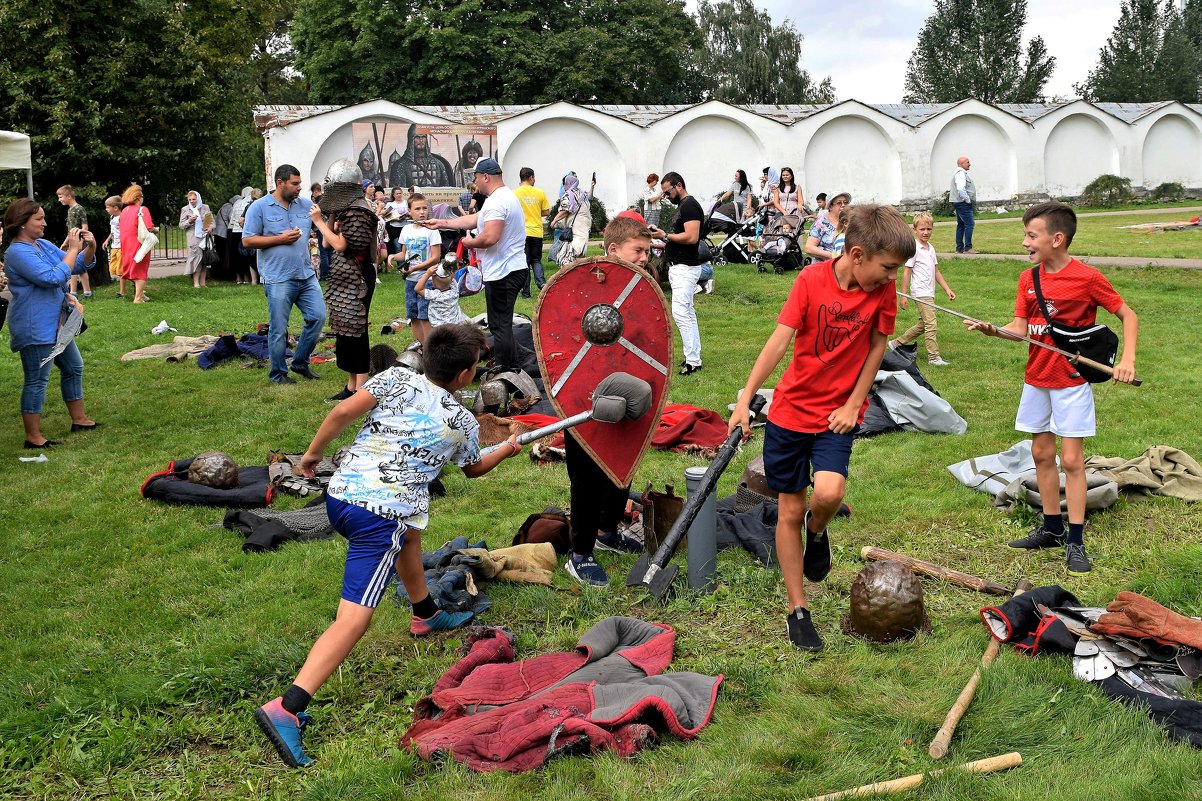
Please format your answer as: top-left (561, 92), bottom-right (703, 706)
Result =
top-left (2, 198), bottom-right (99, 448)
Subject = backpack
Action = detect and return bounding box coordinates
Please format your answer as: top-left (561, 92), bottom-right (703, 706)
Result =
top-left (455, 240), bottom-right (483, 296)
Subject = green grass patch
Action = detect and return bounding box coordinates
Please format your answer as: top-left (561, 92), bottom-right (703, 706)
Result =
top-left (2, 262), bottom-right (1201, 798)
top-left (932, 209), bottom-right (1202, 260)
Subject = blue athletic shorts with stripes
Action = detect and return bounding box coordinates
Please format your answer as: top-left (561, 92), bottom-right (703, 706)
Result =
top-left (327, 494), bottom-right (409, 608)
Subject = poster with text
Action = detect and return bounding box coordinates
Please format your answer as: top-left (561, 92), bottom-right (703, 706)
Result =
top-left (351, 122), bottom-right (497, 191)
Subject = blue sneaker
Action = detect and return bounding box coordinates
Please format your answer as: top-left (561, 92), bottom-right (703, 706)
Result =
top-left (594, 530), bottom-right (643, 554)
top-left (566, 553), bottom-right (609, 586)
top-left (254, 696), bottom-right (314, 768)
top-left (410, 608), bottom-right (474, 636)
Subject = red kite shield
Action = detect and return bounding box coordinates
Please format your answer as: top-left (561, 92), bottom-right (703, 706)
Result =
top-left (534, 257), bottom-right (673, 486)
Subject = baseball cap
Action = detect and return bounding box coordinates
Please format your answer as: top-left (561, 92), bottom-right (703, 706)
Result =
top-left (474, 158), bottom-right (502, 176)
top-left (361, 179), bottom-right (373, 189)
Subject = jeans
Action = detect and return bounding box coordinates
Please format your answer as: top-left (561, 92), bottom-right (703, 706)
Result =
top-left (668, 263), bottom-right (703, 366)
top-left (953, 202), bottom-right (975, 251)
top-left (20, 340), bottom-right (84, 414)
top-left (264, 276), bottom-right (327, 381)
top-left (484, 269), bottom-right (528, 370)
top-left (524, 236), bottom-right (545, 293)
top-left (318, 246), bottom-right (332, 281)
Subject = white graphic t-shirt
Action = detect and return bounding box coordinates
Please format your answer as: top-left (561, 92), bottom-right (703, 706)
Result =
top-left (424, 283), bottom-right (467, 328)
top-left (327, 368), bottom-right (480, 528)
top-left (401, 223), bottom-right (441, 281)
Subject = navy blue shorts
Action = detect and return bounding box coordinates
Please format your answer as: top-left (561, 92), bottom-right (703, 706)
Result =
top-left (405, 280), bottom-right (429, 320)
top-left (327, 495), bottom-right (408, 608)
top-left (762, 420), bottom-right (855, 493)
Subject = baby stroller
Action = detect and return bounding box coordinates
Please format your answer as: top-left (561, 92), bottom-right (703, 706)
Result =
top-left (757, 213), bottom-right (806, 274)
top-left (704, 201), bottom-right (759, 266)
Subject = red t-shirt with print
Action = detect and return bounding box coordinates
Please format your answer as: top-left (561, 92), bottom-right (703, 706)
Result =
top-left (769, 260), bottom-right (897, 433)
top-left (1014, 259), bottom-right (1125, 388)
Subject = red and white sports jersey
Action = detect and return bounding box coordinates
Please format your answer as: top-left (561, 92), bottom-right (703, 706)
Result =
top-left (1014, 259), bottom-right (1125, 388)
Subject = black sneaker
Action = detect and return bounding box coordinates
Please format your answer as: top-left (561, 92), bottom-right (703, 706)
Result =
top-left (1008, 525), bottom-right (1066, 550)
top-left (802, 510), bottom-right (832, 582)
top-left (786, 606), bottom-right (823, 651)
top-left (1066, 543), bottom-right (1092, 575)
top-left (325, 387), bottom-right (355, 403)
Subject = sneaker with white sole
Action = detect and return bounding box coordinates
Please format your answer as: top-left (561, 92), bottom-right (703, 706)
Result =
top-left (566, 553), bottom-right (609, 586)
top-left (928, 357), bottom-right (950, 366)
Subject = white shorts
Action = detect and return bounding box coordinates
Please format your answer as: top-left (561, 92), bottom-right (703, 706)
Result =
top-left (1015, 383), bottom-right (1095, 438)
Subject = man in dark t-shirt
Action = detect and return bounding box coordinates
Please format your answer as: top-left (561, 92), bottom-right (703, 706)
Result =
top-left (648, 171), bottom-right (705, 375)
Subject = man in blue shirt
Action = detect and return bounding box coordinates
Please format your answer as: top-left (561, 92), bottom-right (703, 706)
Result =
top-left (243, 164), bottom-right (328, 384)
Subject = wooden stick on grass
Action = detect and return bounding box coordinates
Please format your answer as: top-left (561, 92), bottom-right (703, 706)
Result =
top-left (801, 752), bottom-right (1023, 801)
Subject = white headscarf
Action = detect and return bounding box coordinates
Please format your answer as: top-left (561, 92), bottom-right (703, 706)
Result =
top-left (189, 191), bottom-right (206, 237)
top-left (762, 168), bottom-right (780, 203)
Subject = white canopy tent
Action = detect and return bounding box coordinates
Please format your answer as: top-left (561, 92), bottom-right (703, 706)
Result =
top-left (0, 131), bottom-right (34, 198)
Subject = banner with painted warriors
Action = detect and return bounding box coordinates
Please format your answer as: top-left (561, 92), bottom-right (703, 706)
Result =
top-left (350, 122), bottom-right (497, 193)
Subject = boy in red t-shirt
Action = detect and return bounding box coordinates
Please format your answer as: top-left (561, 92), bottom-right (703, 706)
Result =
top-left (966, 202), bottom-right (1137, 576)
top-left (729, 204), bottom-right (914, 651)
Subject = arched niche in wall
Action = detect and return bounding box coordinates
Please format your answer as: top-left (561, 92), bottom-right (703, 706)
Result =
top-left (1142, 114), bottom-right (1202, 188)
top-left (503, 117), bottom-right (625, 213)
top-left (1044, 113), bottom-right (1118, 197)
top-left (929, 114), bottom-right (1017, 201)
top-left (661, 114), bottom-right (768, 203)
top-left (803, 115), bottom-right (902, 204)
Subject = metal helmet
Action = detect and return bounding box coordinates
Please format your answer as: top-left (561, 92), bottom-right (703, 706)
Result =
top-left (736, 455), bottom-right (778, 512)
top-left (474, 379), bottom-right (509, 414)
top-left (324, 159), bottom-right (362, 185)
top-left (396, 349), bottom-right (424, 374)
top-left (844, 561), bottom-right (930, 644)
top-left (188, 451), bottom-right (240, 489)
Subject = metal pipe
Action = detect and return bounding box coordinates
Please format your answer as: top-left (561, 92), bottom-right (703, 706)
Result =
top-left (685, 465), bottom-right (718, 593)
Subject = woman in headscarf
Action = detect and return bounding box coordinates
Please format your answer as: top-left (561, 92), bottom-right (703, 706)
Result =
top-left (228, 186), bottom-right (254, 284)
top-left (549, 173), bottom-right (593, 265)
top-left (179, 191), bottom-right (214, 288)
top-left (118, 184), bottom-right (157, 303)
top-left (309, 161), bottom-right (381, 403)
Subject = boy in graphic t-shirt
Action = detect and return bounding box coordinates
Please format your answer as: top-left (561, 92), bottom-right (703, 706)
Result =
top-left (729, 204), bottom-right (914, 652)
top-left (389, 194), bottom-right (442, 345)
top-left (966, 201), bottom-right (1137, 576)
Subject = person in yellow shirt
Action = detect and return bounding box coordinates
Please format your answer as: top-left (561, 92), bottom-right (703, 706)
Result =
top-left (512, 167), bottom-right (550, 298)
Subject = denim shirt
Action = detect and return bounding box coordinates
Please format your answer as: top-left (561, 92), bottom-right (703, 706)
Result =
top-left (241, 194), bottom-right (315, 283)
top-left (4, 240), bottom-right (92, 351)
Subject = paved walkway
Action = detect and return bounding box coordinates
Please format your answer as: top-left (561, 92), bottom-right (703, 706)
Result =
top-left (935, 205), bottom-right (1202, 227)
top-left (946, 252), bottom-right (1202, 269)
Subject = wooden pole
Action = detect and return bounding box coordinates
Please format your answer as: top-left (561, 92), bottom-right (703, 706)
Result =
top-left (801, 752), bottom-right (1023, 801)
top-left (859, 547), bottom-right (1012, 596)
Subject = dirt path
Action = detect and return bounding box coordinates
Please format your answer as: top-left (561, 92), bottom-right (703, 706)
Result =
top-left (946, 252), bottom-right (1202, 269)
top-left (936, 205), bottom-right (1202, 227)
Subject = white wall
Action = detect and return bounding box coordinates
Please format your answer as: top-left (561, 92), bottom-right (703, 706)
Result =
top-left (261, 100), bottom-right (1202, 214)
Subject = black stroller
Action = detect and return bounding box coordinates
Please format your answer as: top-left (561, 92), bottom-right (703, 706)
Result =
top-left (756, 213), bottom-right (806, 274)
top-left (704, 201), bottom-right (760, 267)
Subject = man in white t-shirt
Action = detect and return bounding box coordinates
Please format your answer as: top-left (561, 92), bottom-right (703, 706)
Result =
top-left (424, 157), bottom-right (528, 369)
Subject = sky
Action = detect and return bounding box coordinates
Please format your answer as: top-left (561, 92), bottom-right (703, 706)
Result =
top-left (692, 0), bottom-right (1128, 103)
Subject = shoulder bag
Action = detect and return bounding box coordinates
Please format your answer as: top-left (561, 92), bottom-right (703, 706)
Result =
top-left (1031, 267), bottom-right (1118, 383)
top-left (134, 208), bottom-right (159, 262)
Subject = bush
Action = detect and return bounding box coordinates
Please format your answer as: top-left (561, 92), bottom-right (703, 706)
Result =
top-left (589, 196), bottom-right (609, 237)
top-left (932, 190), bottom-right (954, 218)
top-left (1082, 174), bottom-right (1133, 207)
top-left (1151, 182), bottom-right (1185, 201)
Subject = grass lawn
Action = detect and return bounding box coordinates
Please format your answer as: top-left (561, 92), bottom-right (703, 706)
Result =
top-left (931, 200), bottom-right (1202, 223)
top-left (2, 259), bottom-right (1201, 800)
top-left (932, 210), bottom-right (1202, 260)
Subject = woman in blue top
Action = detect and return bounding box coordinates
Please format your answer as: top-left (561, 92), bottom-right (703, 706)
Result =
top-left (3, 199), bottom-right (99, 448)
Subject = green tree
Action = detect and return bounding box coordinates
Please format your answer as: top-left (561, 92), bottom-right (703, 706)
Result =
top-left (694, 0), bottom-right (834, 104)
top-left (1075, 0), bottom-right (1201, 103)
top-left (0, 0), bottom-right (290, 219)
top-left (292, 0), bottom-right (705, 105)
top-left (903, 0), bottom-right (1055, 103)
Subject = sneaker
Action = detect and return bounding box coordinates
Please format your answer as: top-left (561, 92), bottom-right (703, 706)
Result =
top-left (565, 553), bottom-right (609, 586)
top-left (887, 339), bottom-right (897, 351)
top-left (928, 357), bottom-right (950, 366)
top-left (325, 387), bottom-right (355, 403)
top-left (1008, 525), bottom-right (1065, 550)
top-left (802, 510), bottom-right (833, 582)
top-left (1066, 543), bottom-right (1092, 575)
top-left (963, 248), bottom-right (979, 254)
top-left (679, 363), bottom-right (702, 376)
top-left (410, 608), bottom-right (474, 636)
top-left (271, 374), bottom-right (297, 385)
top-left (704, 279), bottom-right (715, 295)
top-left (254, 697), bottom-right (314, 768)
top-left (83, 291), bottom-right (93, 298)
top-left (786, 606), bottom-right (824, 651)
top-left (595, 530), bottom-right (642, 554)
